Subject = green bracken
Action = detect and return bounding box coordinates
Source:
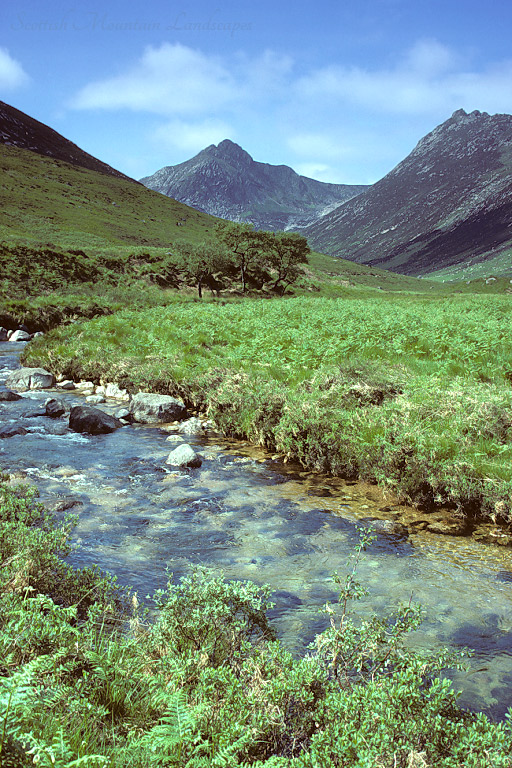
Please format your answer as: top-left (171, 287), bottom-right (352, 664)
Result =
top-left (1, 476), bottom-right (511, 767)
top-left (24, 292), bottom-right (512, 523)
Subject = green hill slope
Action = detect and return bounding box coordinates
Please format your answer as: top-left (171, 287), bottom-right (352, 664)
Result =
top-left (0, 143), bottom-right (215, 250)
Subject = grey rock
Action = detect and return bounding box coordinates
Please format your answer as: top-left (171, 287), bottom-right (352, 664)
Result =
top-left (177, 416), bottom-right (206, 435)
top-left (6, 367), bottom-right (55, 390)
top-left (0, 327), bottom-right (8, 341)
top-left (0, 390), bottom-right (22, 401)
top-left (0, 424), bottom-right (28, 438)
top-left (114, 407), bottom-right (131, 420)
top-left (56, 380), bottom-right (75, 390)
top-left (33, 331), bottom-right (44, 338)
top-left (130, 392), bottom-right (186, 424)
top-left (45, 398), bottom-right (66, 418)
top-left (166, 443), bottom-right (203, 468)
top-left (86, 394), bottom-right (106, 404)
top-left (69, 405), bottom-right (123, 435)
top-left (140, 140), bottom-right (368, 232)
top-left (105, 382), bottom-right (129, 399)
top-left (10, 330), bottom-right (31, 342)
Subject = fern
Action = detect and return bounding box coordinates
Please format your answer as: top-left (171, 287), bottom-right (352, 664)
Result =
top-left (135, 691), bottom-right (199, 764)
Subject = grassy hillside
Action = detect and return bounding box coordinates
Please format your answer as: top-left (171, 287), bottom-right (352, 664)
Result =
top-left (0, 144), bottom-right (215, 250)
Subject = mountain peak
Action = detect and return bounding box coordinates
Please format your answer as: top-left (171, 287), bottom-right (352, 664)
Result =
top-left (140, 141), bottom-right (368, 231)
top-left (209, 139), bottom-right (252, 164)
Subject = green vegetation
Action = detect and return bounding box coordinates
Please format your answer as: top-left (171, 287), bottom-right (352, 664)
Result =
top-left (2, 476), bottom-right (511, 767)
top-left (24, 292), bottom-right (512, 523)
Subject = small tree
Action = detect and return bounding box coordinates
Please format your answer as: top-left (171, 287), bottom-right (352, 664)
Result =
top-left (215, 221), bottom-right (271, 293)
top-left (266, 231), bottom-right (310, 294)
top-left (177, 241), bottom-right (231, 298)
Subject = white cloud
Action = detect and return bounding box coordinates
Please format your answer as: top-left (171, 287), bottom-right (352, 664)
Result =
top-left (295, 39), bottom-right (512, 116)
top-left (0, 47), bottom-right (30, 91)
top-left (71, 43), bottom-right (292, 118)
top-left (152, 118), bottom-right (235, 153)
top-left (71, 43), bottom-right (236, 115)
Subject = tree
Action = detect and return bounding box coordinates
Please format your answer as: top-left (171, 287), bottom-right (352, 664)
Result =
top-left (266, 232), bottom-right (310, 294)
top-left (215, 221), bottom-right (271, 293)
top-left (177, 241), bottom-right (231, 298)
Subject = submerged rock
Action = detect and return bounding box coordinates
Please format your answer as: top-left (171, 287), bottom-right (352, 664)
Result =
top-left (0, 390), bottom-right (22, 401)
top-left (166, 443), bottom-right (203, 468)
top-left (0, 424), bottom-right (28, 438)
top-left (6, 367), bottom-right (55, 390)
top-left (69, 405), bottom-right (123, 435)
top-left (130, 392), bottom-right (186, 424)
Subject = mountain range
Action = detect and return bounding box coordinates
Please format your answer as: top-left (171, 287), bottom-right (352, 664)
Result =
top-left (1, 97), bottom-right (512, 280)
top-left (140, 140), bottom-right (368, 232)
top-left (304, 109), bottom-right (512, 277)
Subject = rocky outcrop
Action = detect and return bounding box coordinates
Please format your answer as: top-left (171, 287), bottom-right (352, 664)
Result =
top-left (69, 405), bottom-right (123, 435)
top-left (140, 139), bottom-right (367, 232)
top-left (129, 392), bottom-right (186, 424)
top-left (6, 367), bottom-right (55, 390)
top-left (166, 443), bottom-right (203, 468)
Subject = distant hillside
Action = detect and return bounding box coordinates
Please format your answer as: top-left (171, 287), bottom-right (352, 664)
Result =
top-left (0, 142), bottom-right (216, 250)
top-left (304, 109), bottom-right (512, 277)
top-left (140, 139), bottom-right (368, 231)
top-left (0, 100), bottom-right (136, 183)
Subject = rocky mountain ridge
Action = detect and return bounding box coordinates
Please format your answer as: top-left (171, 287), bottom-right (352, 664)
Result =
top-left (140, 139), bottom-right (368, 231)
top-left (304, 109), bottom-right (512, 276)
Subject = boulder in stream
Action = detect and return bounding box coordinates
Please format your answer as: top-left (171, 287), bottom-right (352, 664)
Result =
top-left (45, 398), bottom-right (66, 418)
top-left (166, 443), bottom-right (203, 468)
top-left (10, 330), bottom-right (31, 342)
top-left (69, 405), bottom-right (123, 435)
top-left (6, 367), bottom-right (55, 390)
top-left (177, 417), bottom-right (206, 435)
top-left (0, 390), bottom-right (22, 401)
top-left (0, 327), bottom-right (8, 341)
top-left (130, 392), bottom-right (186, 424)
top-left (0, 424), bottom-right (28, 439)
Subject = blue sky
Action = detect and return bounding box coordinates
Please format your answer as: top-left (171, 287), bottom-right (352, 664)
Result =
top-left (2, 0), bottom-right (512, 184)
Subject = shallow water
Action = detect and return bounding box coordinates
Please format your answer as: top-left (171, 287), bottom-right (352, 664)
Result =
top-left (2, 341), bottom-right (512, 718)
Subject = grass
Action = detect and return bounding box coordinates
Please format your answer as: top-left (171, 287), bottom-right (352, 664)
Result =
top-left (24, 292), bottom-right (512, 523)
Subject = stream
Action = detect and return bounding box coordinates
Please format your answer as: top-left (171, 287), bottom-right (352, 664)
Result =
top-left (2, 341), bottom-right (512, 719)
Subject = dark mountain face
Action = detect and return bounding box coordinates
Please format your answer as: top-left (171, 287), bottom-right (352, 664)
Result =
top-left (304, 109), bottom-right (512, 276)
top-left (140, 139), bottom-right (368, 231)
top-left (0, 101), bottom-right (136, 183)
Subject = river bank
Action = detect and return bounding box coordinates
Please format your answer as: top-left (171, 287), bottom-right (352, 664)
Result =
top-left (20, 293), bottom-right (512, 530)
